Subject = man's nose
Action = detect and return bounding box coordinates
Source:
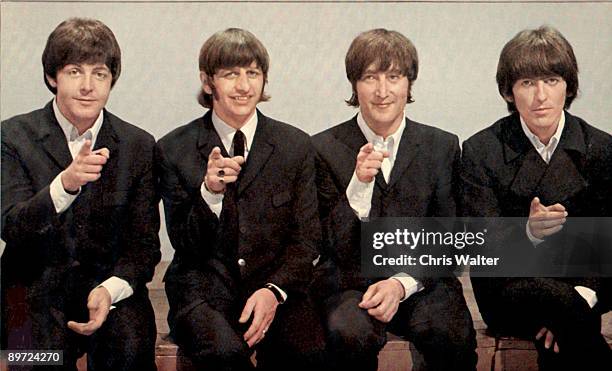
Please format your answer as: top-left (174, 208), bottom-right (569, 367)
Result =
top-left (236, 72), bottom-right (250, 92)
top-left (375, 77), bottom-right (388, 98)
top-left (80, 74), bottom-right (93, 93)
top-left (535, 80), bottom-right (547, 102)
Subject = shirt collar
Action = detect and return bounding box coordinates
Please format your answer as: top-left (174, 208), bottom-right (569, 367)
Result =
top-left (520, 111), bottom-right (565, 152)
top-left (53, 98), bottom-right (104, 147)
top-left (356, 112), bottom-right (407, 162)
top-left (211, 109), bottom-right (258, 157)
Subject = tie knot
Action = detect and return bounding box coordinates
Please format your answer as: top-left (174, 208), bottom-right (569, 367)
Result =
top-left (233, 130), bottom-right (246, 157)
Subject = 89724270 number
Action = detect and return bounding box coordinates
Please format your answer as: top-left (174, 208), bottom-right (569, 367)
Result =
top-left (2, 350), bottom-right (63, 365)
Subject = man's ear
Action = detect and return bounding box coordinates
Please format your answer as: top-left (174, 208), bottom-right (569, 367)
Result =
top-left (200, 71), bottom-right (213, 95)
top-left (45, 74), bottom-right (58, 88)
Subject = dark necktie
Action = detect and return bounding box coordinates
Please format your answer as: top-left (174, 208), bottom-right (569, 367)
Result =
top-left (233, 130), bottom-right (245, 158)
top-left (219, 130), bottom-right (245, 272)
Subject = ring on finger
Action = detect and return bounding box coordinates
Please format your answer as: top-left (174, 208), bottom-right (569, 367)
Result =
top-left (218, 169), bottom-right (225, 177)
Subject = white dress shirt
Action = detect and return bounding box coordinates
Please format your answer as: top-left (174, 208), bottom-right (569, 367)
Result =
top-left (48, 98), bottom-right (133, 305)
top-left (345, 112), bottom-right (422, 300)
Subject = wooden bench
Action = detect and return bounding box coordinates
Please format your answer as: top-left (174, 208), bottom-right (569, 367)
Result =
top-left (3, 262), bottom-right (609, 371)
top-left (147, 263), bottom-right (612, 371)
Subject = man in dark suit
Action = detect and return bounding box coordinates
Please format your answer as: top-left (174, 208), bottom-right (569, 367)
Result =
top-left (1, 18), bottom-right (160, 370)
top-left (156, 28), bottom-right (323, 371)
top-left (312, 29), bottom-right (477, 370)
top-left (460, 26), bottom-right (611, 370)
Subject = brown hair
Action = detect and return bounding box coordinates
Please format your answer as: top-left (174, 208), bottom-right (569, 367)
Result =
top-left (345, 29), bottom-right (418, 107)
top-left (42, 18), bottom-right (121, 94)
top-left (497, 26), bottom-right (578, 112)
top-left (197, 28), bottom-right (270, 108)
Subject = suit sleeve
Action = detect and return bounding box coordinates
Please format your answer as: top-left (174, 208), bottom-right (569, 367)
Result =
top-left (1, 133), bottom-right (60, 243)
top-left (266, 140), bottom-right (321, 294)
top-left (111, 136), bottom-right (161, 287)
top-left (155, 140), bottom-right (219, 265)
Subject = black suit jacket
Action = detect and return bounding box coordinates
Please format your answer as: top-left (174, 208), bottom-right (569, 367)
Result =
top-left (460, 112), bottom-right (612, 324)
top-left (156, 110), bottom-right (320, 324)
top-left (312, 116), bottom-right (461, 296)
top-left (1, 101), bottom-right (161, 299)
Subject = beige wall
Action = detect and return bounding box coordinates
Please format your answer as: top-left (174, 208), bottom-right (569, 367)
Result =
top-left (2, 1), bottom-right (611, 260)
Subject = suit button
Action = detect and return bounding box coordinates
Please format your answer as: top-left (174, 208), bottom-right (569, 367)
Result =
top-left (238, 258), bottom-right (246, 267)
top-left (239, 226), bottom-right (247, 234)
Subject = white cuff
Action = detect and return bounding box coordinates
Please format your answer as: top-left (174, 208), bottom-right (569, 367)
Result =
top-left (346, 172), bottom-right (374, 220)
top-left (391, 274), bottom-right (423, 301)
top-left (525, 221), bottom-right (545, 247)
top-left (99, 276), bottom-right (134, 305)
top-left (574, 286), bottom-right (598, 309)
top-left (50, 171), bottom-right (79, 214)
top-left (200, 181), bottom-right (224, 218)
top-left (266, 283), bottom-right (288, 302)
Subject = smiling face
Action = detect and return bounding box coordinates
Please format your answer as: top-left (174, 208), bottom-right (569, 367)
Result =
top-left (202, 61), bottom-right (264, 129)
top-left (356, 64), bottom-right (409, 137)
top-left (508, 76), bottom-right (567, 138)
top-left (47, 63), bottom-right (112, 132)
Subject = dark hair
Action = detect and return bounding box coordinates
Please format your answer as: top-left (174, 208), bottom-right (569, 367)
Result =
top-left (197, 28), bottom-right (270, 108)
top-left (42, 18), bottom-right (121, 94)
top-left (496, 26), bottom-right (578, 112)
top-left (345, 28), bottom-right (418, 107)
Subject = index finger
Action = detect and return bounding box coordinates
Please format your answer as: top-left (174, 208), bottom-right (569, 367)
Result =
top-left (243, 308), bottom-right (265, 342)
top-left (359, 285), bottom-right (379, 308)
top-left (209, 146), bottom-right (223, 160)
top-left (78, 140), bottom-right (92, 156)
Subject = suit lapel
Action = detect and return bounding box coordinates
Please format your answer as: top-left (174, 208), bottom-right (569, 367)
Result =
top-left (388, 118), bottom-right (421, 189)
top-left (238, 111), bottom-right (274, 195)
top-left (87, 111), bottom-right (120, 195)
top-left (538, 113), bottom-right (587, 204)
top-left (198, 110), bottom-right (228, 158)
top-left (503, 115), bottom-right (548, 198)
top-left (505, 112), bottom-right (588, 203)
top-left (36, 102), bottom-right (73, 170)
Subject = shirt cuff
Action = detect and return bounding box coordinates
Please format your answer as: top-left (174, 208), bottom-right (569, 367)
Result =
top-left (346, 172), bottom-right (374, 220)
top-left (391, 273), bottom-right (423, 301)
top-left (50, 171), bottom-right (80, 214)
top-left (266, 283), bottom-right (288, 303)
top-left (525, 221), bottom-right (545, 246)
top-left (99, 276), bottom-right (134, 305)
top-left (200, 181), bottom-right (224, 218)
top-left (574, 286), bottom-right (598, 309)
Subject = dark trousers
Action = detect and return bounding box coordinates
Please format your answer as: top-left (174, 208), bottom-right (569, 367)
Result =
top-left (482, 278), bottom-right (612, 371)
top-left (321, 278), bottom-right (477, 371)
top-left (2, 283), bottom-right (157, 371)
top-left (171, 273), bottom-right (326, 371)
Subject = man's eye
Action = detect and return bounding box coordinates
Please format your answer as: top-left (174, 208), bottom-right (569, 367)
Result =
top-left (388, 74), bottom-right (401, 81)
top-left (545, 77), bottom-right (559, 85)
top-left (362, 75), bottom-right (375, 81)
top-left (520, 80), bottom-right (534, 87)
top-left (247, 70), bottom-right (260, 78)
top-left (68, 69), bottom-right (80, 76)
top-left (95, 72), bottom-right (109, 80)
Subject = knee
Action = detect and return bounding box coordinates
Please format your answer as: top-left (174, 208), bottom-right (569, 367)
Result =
top-left (326, 313), bottom-right (384, 354)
